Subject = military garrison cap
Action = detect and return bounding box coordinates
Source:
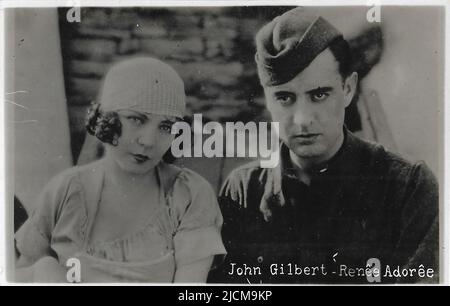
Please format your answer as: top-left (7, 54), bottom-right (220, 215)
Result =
top-left (255, 7), bottom-right (343, 86)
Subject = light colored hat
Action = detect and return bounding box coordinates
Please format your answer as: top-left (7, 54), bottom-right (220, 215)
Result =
top-left (99, 57), bottom-right (186, 118)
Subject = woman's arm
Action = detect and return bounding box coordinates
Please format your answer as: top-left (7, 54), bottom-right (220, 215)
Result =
top-left (15, 256), bottom-right (68, 283)
top-left (15, 171), bottom-right (75, 282)
top-left (174, 256), bottom-right (214, 283)
top-left (15, 256), bottom-right (34, 282)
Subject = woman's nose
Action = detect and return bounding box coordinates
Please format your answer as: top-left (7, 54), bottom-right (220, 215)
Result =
top-left (136, 125), bottom-right (158, 147)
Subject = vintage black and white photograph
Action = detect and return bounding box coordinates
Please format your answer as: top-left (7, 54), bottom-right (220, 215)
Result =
top-left (2, 2), bottom-right (445, 285)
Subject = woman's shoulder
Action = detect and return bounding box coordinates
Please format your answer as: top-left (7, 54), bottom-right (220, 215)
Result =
top-left (158, 162), bottom-right (213, 195)
top-left (44, 160), bottom-right (105, 196)
top-left (158, 163), bottom-right (218, 217)
top-left (159, 163), bottom-right (222, 234)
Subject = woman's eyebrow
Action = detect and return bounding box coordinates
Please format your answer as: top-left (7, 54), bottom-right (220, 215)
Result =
top-left (120, 110), bottom-right (141, 116)
top-left (161, 119), bottom-right (176, 125)
top-left (121, 110), bottom-right (149, 120)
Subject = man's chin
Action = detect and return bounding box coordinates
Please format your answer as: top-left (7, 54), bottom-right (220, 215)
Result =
top-left (289, 143), bottom-right (326, 159)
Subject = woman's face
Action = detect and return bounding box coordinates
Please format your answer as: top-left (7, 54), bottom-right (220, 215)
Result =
top-left (106, 109), bottom-right (177, 175)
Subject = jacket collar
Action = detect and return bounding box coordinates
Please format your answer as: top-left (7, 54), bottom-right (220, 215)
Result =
top-left (259, 127), bottom-right (363, 221)
top-left (280, 127), bottom-right (362, 181)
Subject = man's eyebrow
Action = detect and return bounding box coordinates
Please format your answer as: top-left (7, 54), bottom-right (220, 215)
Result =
top-left (273, 90), bottom-right (295, 97)
top-left (305, 86), bottom-right (334, 94)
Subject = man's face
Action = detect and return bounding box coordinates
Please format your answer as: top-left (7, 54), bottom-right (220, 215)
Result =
top-left (264, 48), bottom-right (357, 164)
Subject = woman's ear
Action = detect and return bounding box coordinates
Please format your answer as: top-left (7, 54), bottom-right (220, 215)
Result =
top-left (344, 72), bottom-right (358, 108)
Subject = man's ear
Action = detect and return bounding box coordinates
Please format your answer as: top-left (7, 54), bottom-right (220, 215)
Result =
top-left (343, 72), bottom-right (358, 108)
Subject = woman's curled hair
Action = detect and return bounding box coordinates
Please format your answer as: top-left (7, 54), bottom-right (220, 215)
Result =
top-left (85, 103), bottom-right (122, 146)
top-left (85, 103), bottom-right (184, 163)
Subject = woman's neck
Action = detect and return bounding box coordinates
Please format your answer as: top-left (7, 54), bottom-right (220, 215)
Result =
top-left (102, 154), bottom-right (157, 193)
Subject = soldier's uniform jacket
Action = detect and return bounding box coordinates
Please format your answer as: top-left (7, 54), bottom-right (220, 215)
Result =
top-left (208, 130), bottom-right (438, 284)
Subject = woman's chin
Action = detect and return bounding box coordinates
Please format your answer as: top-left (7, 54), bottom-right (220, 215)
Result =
top-left (118, 160), bottom-right (157, 175)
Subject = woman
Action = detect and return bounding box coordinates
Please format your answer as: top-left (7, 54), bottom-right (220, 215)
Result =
top-left (15, 57), bottom-right (226, 283)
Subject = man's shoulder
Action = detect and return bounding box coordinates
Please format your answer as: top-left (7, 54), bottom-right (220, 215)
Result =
top-left (222, 134), bottom-right (422, 182)
top-left (220, 134), bottom-right (438, 208)
top-left (227, 160), bottom-right (268, 177)
top-left (219, 160), bottom-right (272, 208)
top-left (351, 133), bottom-right (437, 187)
top-left (222, 160), bottom-right (274, 191)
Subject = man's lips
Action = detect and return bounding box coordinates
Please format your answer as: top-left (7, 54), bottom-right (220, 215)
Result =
top-left (293, 133), bottom-right (321, 138)
top-left (292, 133), bottom-right (321, 144)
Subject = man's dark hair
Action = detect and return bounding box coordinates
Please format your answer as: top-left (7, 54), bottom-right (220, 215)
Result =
top-left (328, 36), bottom-right (354, 80)
top-left (328, 36), bottom-right (362, 131)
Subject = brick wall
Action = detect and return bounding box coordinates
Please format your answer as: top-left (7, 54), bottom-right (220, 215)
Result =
top-left (58, 7), bottom-right (293, 162)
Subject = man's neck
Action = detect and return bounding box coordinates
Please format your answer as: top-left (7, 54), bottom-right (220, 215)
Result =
top-left (288, 131), bottom-right (345, 185)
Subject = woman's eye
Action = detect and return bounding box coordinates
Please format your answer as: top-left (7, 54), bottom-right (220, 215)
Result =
top-left (159, 124), bottom-right (172, 133)
top-left (128, 116), bottom-right (144, 125)
top-left (311, 92), bottom-right (329, 102)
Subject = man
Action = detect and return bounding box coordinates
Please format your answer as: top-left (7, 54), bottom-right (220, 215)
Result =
top-left (208, 7), bottom-right (438, 284)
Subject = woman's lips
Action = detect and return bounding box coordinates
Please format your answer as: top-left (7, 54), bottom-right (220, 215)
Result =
top-left (132, 154), bottom-right (150, 163)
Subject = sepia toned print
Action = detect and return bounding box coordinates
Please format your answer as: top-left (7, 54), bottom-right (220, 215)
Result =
top-left (3, 4), bottom-right (444, 284)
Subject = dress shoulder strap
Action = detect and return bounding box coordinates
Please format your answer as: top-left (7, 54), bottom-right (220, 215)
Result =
top-left (156, 162), bottom-right (183, 196)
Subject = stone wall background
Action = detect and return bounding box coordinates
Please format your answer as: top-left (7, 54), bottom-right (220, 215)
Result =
top-left (58, 7), bottom-right (293, 162)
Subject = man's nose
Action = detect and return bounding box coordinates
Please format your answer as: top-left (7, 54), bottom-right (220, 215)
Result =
top-left (292, 101), bottom-right (314, 127)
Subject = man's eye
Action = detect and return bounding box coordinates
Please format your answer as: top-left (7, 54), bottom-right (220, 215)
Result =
top-left (128, 116), bottom-right (144, 125)
top-left (311, 92), bottom-right (329, 102)
top-left (275, 95), bottom-right (294, 106)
